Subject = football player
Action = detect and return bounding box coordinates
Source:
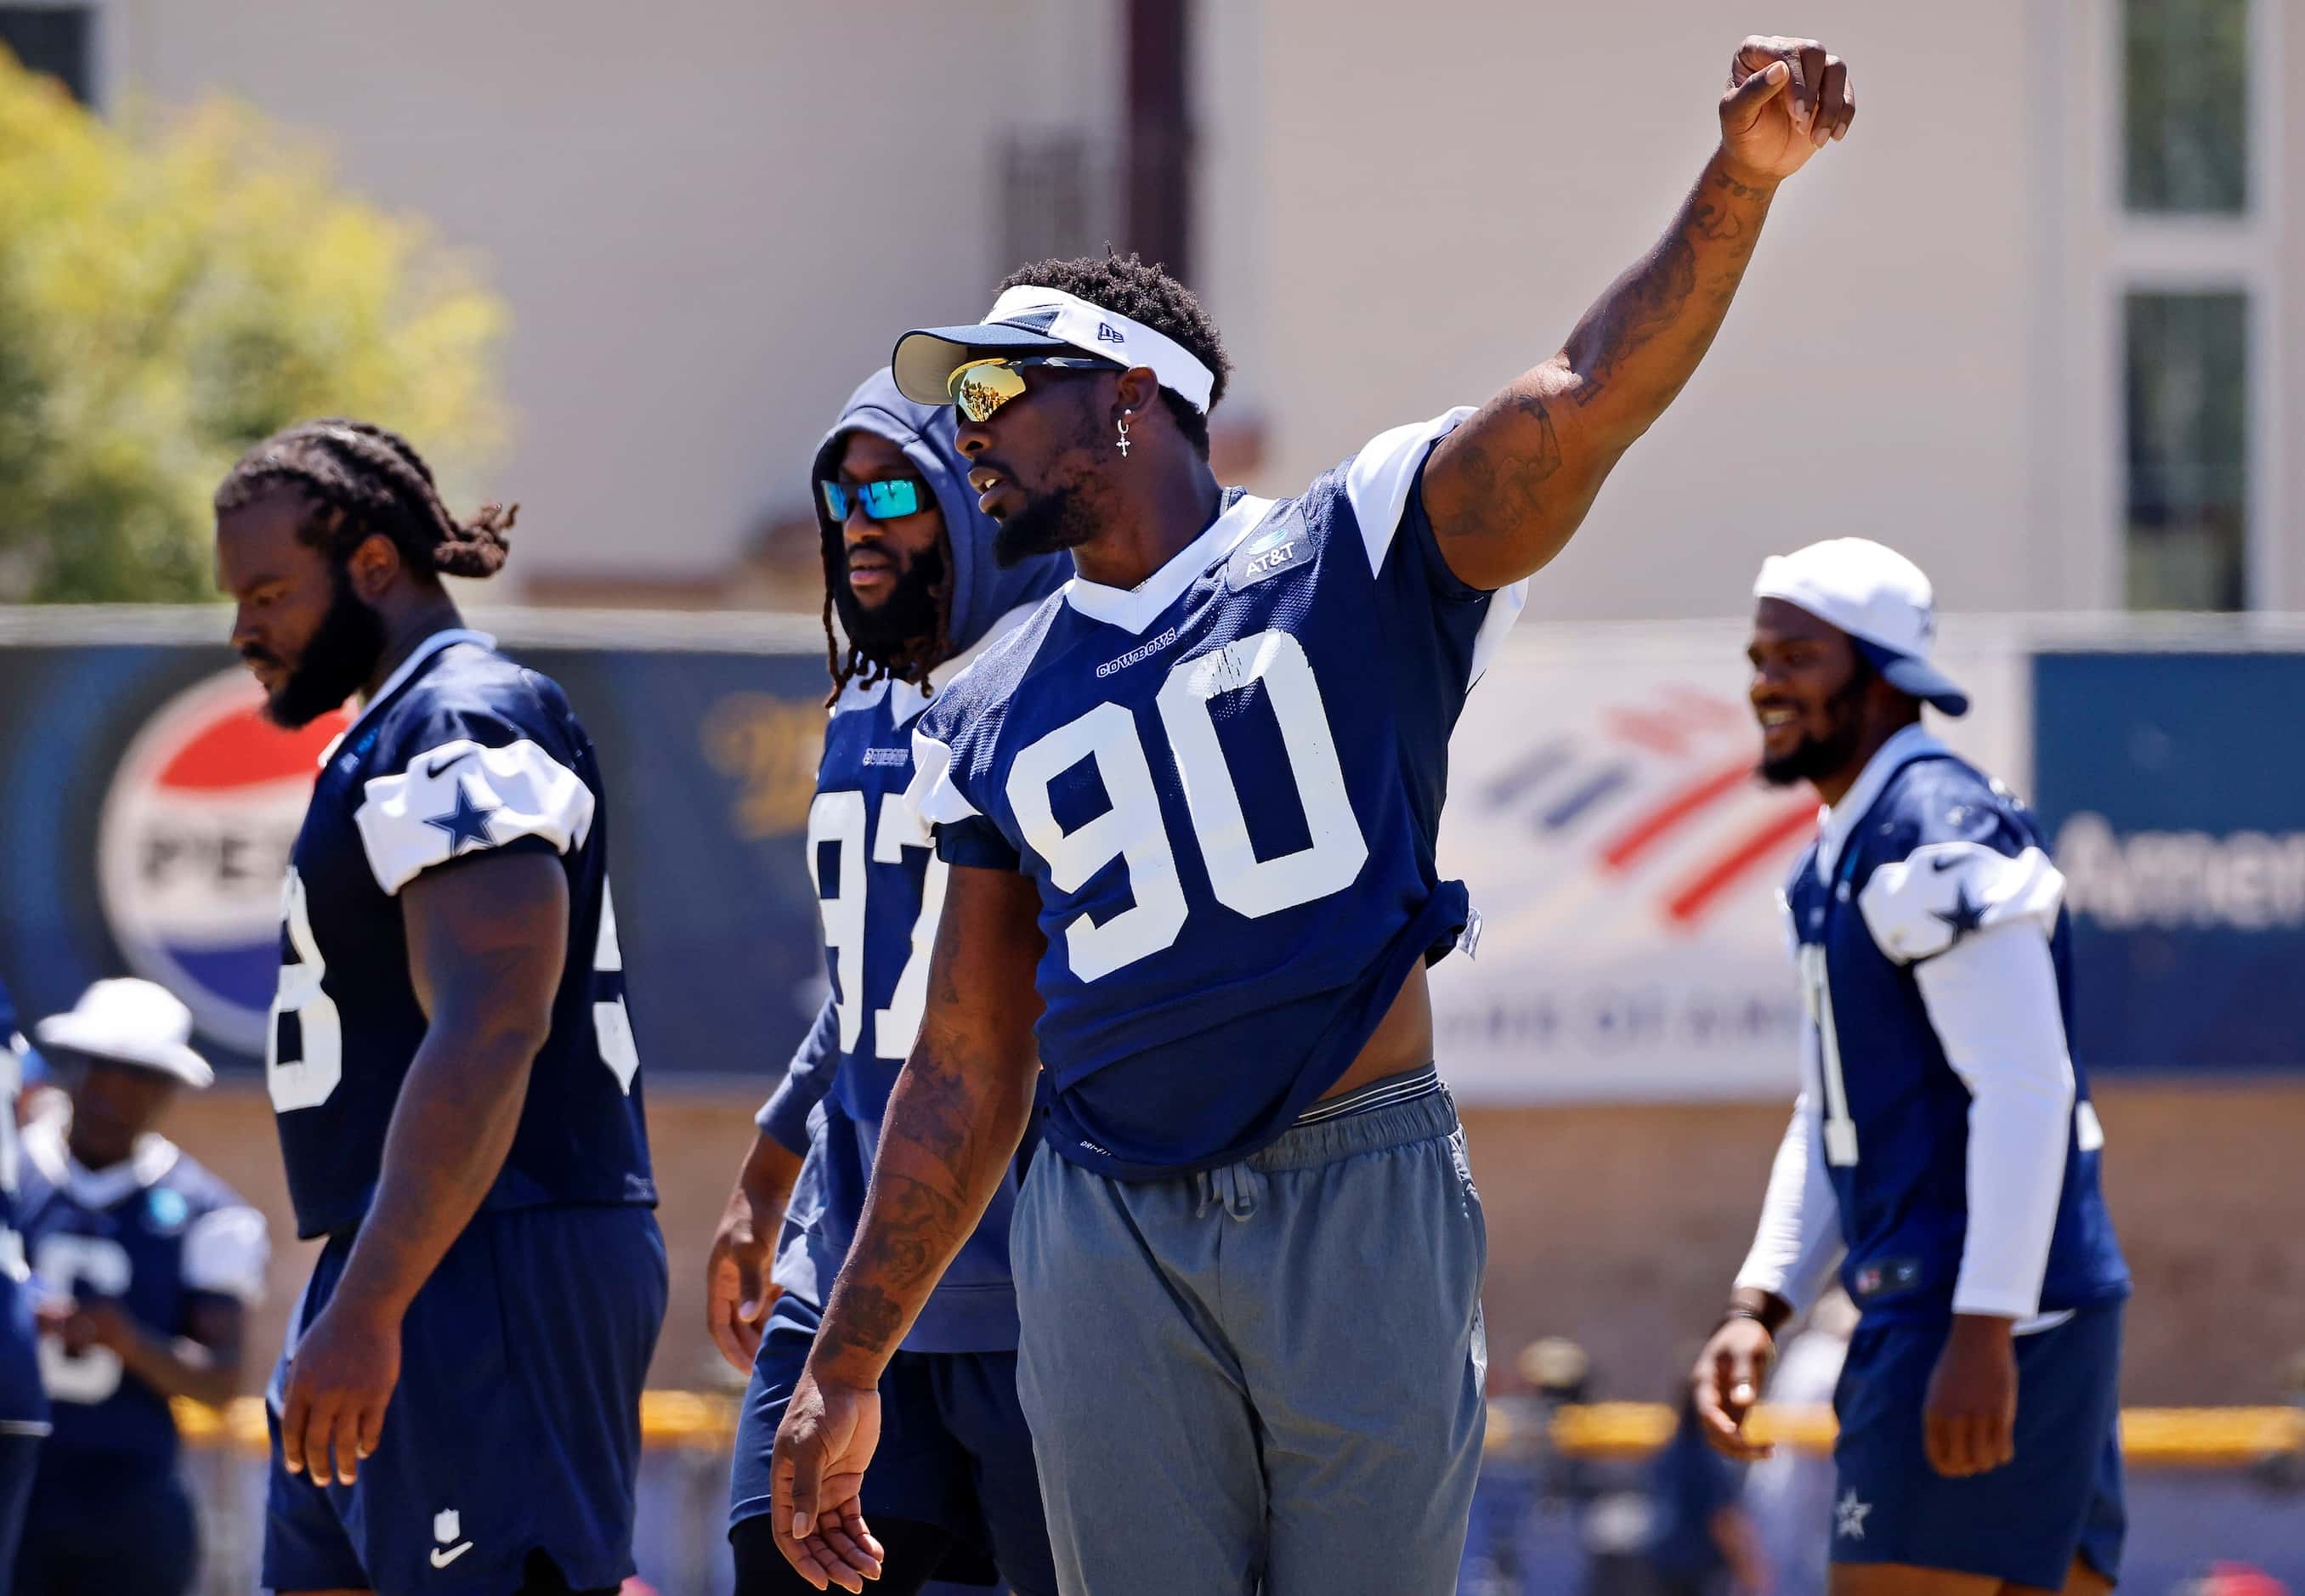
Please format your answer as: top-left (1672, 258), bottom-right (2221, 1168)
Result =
top-left (213, 420), bottom-right (667, 1596)
top-left (712, 371), bottom-right (1066, 1595)
top-left (17, 978), bottom-right (269, 1596)
top-left (773, 37), bottom-right (1856, 1596)
top-left (0, 984), bottom-right (50, 1596)
top-left (1691, 539), bottom-right (2130, 1596)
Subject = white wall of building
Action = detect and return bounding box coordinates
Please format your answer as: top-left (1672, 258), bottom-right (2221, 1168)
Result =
top-left (1227, 2), bottom-right (2089, 620)
top-left (106, 0), bottom-right (1121, 590)
top-left (88, 0), bottom-right (2302, 615)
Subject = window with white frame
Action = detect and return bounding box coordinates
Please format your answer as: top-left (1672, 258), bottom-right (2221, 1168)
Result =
top-left (2116, 0), bottom-right (2273, 611)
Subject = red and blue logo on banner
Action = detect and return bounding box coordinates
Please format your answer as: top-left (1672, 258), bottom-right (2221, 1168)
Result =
top-left (96, 671), bottom-right (349, 1053)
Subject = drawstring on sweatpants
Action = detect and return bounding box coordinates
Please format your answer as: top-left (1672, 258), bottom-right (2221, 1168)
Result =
top-left (1193, 1162), bottom-right (1264, 1220)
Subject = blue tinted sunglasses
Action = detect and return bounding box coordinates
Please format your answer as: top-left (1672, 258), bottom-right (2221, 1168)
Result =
top-left (819, 477), bottom-right (928, 523)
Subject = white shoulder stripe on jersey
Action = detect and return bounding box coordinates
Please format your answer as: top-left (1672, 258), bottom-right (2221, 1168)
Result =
top-left (354, 737), bottom-right (596, 896)
top-left (182, 1203), bottom-right (271, 1306)
top-left (905, 729), bottom-right (981, 825)
top-left (1344, 407), bottom-right (1531, 691)
top-left (1344, 408), bottom-right (1475, 575)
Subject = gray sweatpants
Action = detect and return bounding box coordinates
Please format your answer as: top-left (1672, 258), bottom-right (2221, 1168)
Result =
top-left (1011, 1083), bottom-right (1488, 1596)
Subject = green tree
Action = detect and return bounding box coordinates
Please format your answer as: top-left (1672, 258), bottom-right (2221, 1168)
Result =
top-left (0, 49), bottom-right (508, 601)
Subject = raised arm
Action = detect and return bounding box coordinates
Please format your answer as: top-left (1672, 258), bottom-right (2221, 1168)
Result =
top-left (771, 862), bottom-right (1045, 1591)
top-left (277, 851), bottom-right (568, 1487)
top-left (1424, 37), bottom-right (1854, 590)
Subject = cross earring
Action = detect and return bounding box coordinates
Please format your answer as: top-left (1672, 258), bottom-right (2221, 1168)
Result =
top-left (1116, 413), bottom-right (1131, 457)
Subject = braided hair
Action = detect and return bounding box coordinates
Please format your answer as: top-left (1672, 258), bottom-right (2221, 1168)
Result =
top-left (214, 419), bottom-right (513, 580)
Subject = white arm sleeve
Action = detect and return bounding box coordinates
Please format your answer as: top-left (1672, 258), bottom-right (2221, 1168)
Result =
top-left (1912, 921), bottom-right (2076, 1320)
top-left (180, 1205), bottom-right (271, 1306)
top-left (1733, 1086), bottom-right (1845, 1311)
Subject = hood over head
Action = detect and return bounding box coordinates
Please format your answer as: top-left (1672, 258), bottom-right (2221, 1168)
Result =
top-left (815, 367), bottom-right (1068, 676)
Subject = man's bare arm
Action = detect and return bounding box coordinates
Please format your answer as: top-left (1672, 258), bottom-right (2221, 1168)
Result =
top-left (807, 863), bottom-right (1045, 1384)
top-left (276, 851), bottom-right (565, 1484)
top-left (1425, 37), bottom-right (1854, 590)
top-left (332, 853), bottom-right (567, 1317)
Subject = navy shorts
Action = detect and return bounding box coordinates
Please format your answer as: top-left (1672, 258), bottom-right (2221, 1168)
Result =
top-left (17, 1464), bottom-right (196, 1596)
top-left (729, 1291), bottom-right (1057, 1596)
top-left (1832, 1302), bottom-right (2126, 1588)
top-left (262, 1204), bottom-right (666, 1595)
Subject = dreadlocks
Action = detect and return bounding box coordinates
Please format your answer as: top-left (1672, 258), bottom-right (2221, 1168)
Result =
top-left (215, 419), bottom-right (515, 580)
top-left (819, 524), bottom-right (957, 706)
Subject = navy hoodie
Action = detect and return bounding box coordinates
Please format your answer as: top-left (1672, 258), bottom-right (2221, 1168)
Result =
top-left (756, 370), bottom-right (1066, 1352)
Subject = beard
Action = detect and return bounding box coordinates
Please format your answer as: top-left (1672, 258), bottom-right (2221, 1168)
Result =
top-left (257, 564), bottom-right (387, 729)
top-left (834, 540), bottom-right (946, 667)
top-left (992, 484), bottom-right (1104, 569)
top-left (1758, 668), bottom-right (1873, 788)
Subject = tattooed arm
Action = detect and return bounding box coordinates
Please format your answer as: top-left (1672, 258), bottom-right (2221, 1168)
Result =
top-left (1424, 37), bottom-right (1855, 591)
top-left (769, 861), bottom-right (1045, 1590)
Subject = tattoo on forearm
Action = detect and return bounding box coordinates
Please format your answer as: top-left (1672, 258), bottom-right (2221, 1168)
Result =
top-left (858, 1173), bottom-right (964, 1288)
top-left (903, 1047), bottom-right (983, 1169)
top-left (1691, 200), bottom-right (1744, 246)
top-left (816, 1284), bottom-right (906, 1362)
top-left (1711, 167), bottom-right (1773, 204)
top-left (1581, 234), bottom-right (1696, 398)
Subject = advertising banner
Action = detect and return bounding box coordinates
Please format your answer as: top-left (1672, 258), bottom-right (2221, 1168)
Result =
top-left (0, 625), bottom-right (837, 1079)
top-left (3, 614), bottom-right (2028, 1101)
top-left (1432, 624), bottom-right (2022, 1102)
top-left (2030, 650), bottom-right (2305, 1072)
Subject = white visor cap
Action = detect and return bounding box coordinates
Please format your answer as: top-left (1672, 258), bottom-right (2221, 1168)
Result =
top-left (892, 286), bottom-right (1217, 414)
top-left (1753, 537), bottom-right (1970, 716)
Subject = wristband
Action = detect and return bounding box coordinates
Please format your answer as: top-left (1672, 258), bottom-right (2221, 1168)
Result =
top-left (1714, 1305), bottom-right (1775, 1338)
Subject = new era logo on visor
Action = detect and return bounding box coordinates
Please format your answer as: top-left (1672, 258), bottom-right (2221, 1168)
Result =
top-left (1096, 322), bottom-right (1124, 343)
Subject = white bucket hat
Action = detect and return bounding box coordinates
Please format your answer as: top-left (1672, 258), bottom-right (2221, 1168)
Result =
top-left (34, 979), bottom-right (215, 1089)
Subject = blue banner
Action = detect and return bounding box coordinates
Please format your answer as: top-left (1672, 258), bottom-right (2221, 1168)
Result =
top-left (0, 637), bottom-right (837, 1078)
top-left (2030, 650), bottom-right (2305, 1072)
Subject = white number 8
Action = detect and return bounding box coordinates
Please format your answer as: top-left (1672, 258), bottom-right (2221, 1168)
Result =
top-left (1005, 630), bottom-right (1368, 982)
top-left (267, 867), bottom-right (343, 1112)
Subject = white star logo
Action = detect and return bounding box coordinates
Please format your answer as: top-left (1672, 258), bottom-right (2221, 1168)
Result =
top-left (1834, 1488), bottom-right (1872, 1540)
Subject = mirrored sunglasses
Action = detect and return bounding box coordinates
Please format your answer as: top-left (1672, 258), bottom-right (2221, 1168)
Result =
top-left (819, 478), bottom-right (927, 523)
top-left (947, 355), bottom-right (1119, 425)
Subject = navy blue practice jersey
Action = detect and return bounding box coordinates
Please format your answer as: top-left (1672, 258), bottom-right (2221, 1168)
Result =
top-left (1784, 735), bottom-right (2129, 1324)
top-left (270, 631), bottom-right (655, 1239)
top-left (908, 414), bottom-right (1526, 1178)
top-left (19, 1123), bottom-right (266, 1477)
top-left (782, 665), bottom-right (1039, 1350)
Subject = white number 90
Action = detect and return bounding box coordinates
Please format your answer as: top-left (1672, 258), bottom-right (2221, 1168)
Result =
top-left (1005, 630), bottom-right (1368, 982)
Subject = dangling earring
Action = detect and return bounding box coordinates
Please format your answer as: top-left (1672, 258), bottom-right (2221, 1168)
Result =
top-left (1115, 413), bottom-right (1131, 457)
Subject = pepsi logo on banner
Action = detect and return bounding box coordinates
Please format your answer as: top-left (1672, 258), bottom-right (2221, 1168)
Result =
top-left (97, 671), bottom-right (350, 1053)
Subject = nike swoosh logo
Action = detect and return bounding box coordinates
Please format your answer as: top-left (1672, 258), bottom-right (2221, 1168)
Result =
top-left (1928, 855), bottom-right (1966, 873)
top-left (430, 1542), bottom-right (474, 1569)
top-left (426, 752), bottom-right (467, 779)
